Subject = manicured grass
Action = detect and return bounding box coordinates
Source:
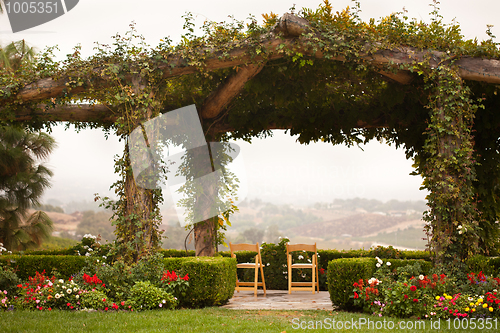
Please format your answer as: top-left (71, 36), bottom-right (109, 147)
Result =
top-left (2, 308), bottom-right (499, 332)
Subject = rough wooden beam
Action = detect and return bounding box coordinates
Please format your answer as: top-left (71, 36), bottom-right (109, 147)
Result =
top-left (5, 14), bottom-right (500, 117)
top-left (201, 63), bottom-right (265, 119)
top-left (12, 104), bottom-right (115, 122)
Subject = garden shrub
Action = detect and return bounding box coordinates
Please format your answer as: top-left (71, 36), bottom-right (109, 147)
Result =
top-left (128, 281), bottom-right (177, 311)
top-left (163, 256), bottom-right (236, 308)
top-left (160, 249), bottom-right (195, 257)
top-left (79, 289), bottom-right (109, 310)
top-left (328, 258), bottom-right (376, 310)
top-left (0, 265), bottom-right (21, 295)
top-left (466, 254), bottom-right (494, 276)
top-left (0, 255), bottom-right (85, 280)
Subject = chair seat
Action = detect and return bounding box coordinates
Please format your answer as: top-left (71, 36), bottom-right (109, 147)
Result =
top-left (237, 263), bottom-right (263, 268)
top-left (291, 263), bottom-right (313, 268)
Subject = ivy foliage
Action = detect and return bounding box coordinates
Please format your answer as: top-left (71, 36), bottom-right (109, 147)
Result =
top-left (1, 1), bottom-right (500, 261)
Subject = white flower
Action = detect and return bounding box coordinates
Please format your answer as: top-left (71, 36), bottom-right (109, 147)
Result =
top-left (162, 299), bottom-right (166, 304)
top-left (159, 303), bottom-right (162, 308)
top-left (59, 279), bottom-right (64, 284)
top-left (307, 259), bottom-right (311, 263)
top-left (76, 295), bottom-right (79, 299)
top-left (386, 262), bottom-right (391, 266)
top-left (66, 289), bottom-right (72, 294)
top-left (298, 255), bottom-right (304, 260)
top-left (85, 252), bottom-right (91, 257)
top-left (266, 263), bottom-right (270, 266)
top-left (457, 225), bottom-right (463, 230)
top-left (96, 260), bottom-right (99, 263)
top-left (102, 256), bottom-right (107, 259)
top-left (419, 275), bottom-right (424, 280)
top-left (73, 288), bottom-right (78, 292)
top-left (459, 230), bottom-right (463, 235)
top-left (55, 294), bottom-right (61, 299)
top-left (83, 246), bottom-right (88, 249)
top-left (375, 256), bottom-right (380, 261)
top-left (376, 263), bottom-right (381, 268)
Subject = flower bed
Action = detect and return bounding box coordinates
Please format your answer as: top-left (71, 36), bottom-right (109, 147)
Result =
top-left (348, 257), bottom-right (500, 320)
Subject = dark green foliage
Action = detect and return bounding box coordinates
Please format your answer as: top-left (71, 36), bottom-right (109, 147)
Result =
top-left (466, 254), bottom-right (495, 276)
top-left (327, 258), bottom-right (376, 310)
top-left (0, 255), bottom-right (85, 280)
top-left (163, 257), bottom-right (236, 308)
top-left (0, 264), bottom-right (21, 295)
top-left (0, 125), bottom-right (56, 251)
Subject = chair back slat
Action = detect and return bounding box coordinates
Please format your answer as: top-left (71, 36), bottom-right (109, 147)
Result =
top-left (230, 242), bottom-right (259, 253)
top-left (286, 243), bottom-right (316, 254)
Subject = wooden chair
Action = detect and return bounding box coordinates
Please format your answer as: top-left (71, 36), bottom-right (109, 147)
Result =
top-left (229, 242), bottom-right (266, 296)
top-left (286, 243), bottom-right (319, 294)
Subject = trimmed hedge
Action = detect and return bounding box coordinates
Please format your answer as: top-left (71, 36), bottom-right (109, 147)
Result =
top-left (163, 257), bottom-right (236, 308)
top-left (0, 255), bottom-right (86, 280)
top-left (160, 249), bottom-right (196, 257)
top-left (328, 258), bottom-right (376, 310)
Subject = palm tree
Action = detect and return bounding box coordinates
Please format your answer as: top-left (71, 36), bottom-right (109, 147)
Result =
top-left (0, 39), bottom-right (36, 72)
top-left (0, 38), bottom-right (55, 251)
top-left (0, 125), bottom-right (56, 251)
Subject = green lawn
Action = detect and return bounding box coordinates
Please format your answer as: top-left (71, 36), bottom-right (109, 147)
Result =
top-left (2, 308), bottom-right (498, 332)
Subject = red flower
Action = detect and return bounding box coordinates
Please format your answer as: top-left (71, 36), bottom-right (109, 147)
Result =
top-left (105, 307), bottom-right (108, 311)
top-left (67, 303), bottom-right (71, 306)
top-left (182, 274), bottom-right (189, 281)
top-left (353, 282), bottom-right (359, 288)
top-left (410, 286), bottom-right (417, 292)
top-left (319, 268), bottom-right (325, 275)
top-left (413, 299), bottom-right (418, 303)
top-left (354, 292), bottom-right (359, 299)
top-left (121, 301), bottom-right (125, 306)
top-left (404, 295), bottom-right (408, 299)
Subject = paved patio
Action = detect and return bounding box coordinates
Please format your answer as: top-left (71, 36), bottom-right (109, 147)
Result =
top-left (222, 290), bottom-right (334, 310)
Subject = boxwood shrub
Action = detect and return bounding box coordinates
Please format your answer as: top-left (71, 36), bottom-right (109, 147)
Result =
top-left (328, 258), bottom-right (376, 310)
top-left (0, 255), bottom-right (86, 280)
top-left (163, 256), bottom-right (236, 308)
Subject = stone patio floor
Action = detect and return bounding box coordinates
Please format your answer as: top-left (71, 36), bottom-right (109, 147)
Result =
top-left (221, 290), bottom-right (334, 310)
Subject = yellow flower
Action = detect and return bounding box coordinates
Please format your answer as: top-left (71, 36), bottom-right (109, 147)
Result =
top-left (470, 302), bottom-right (475, 307)
top-left (435, 296), bottom-right (440, 300)
top-left (443, 293), bottom-right (448, 297)
top-left (483, 303), bottom-right (488, 308)
top-left (446, 295), bottom-right (452, 300)
top-left (478, 298), bottom-right (483, 303)
top-left (472, 308), bottom-right (476, 312)
top-left (465, 307), bottom-right (470, 312)
top-left (489, 307), bottom-right (494, 312)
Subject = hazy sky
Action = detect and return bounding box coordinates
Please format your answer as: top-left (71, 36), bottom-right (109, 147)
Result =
top-left (1, 0), bottom-right (498, 206)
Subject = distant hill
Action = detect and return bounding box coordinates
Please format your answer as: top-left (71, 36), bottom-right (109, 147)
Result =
top-left (288, 213), bottom-right (413, 238)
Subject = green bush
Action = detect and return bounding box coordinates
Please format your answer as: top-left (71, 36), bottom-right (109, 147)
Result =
top-left (163, 256), bottom-right (236, 308)
top-left (466, 254), bottom-right (494, 276)
top-left (327, 258), bottom-right (376, 310)
top-left (128, 281), bottom-right (176, 311)
top-left (79, 289), bottom-right (110, 310)
top-left (160, 249), bottom-right (195, 257)
top-left (0, 255), bottom-right (86, 280)
top-left (0, 265), bottom-right (21, 295)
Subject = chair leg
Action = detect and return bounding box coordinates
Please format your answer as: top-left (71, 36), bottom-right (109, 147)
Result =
top-left (312, 256), bottom-right (316, 294)
top-left (260, 263), bottom-right (266, 296)
top-left (288, 254), bottom-right (292, 294)
top-left (254, 264), bottom-right (258, 296)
